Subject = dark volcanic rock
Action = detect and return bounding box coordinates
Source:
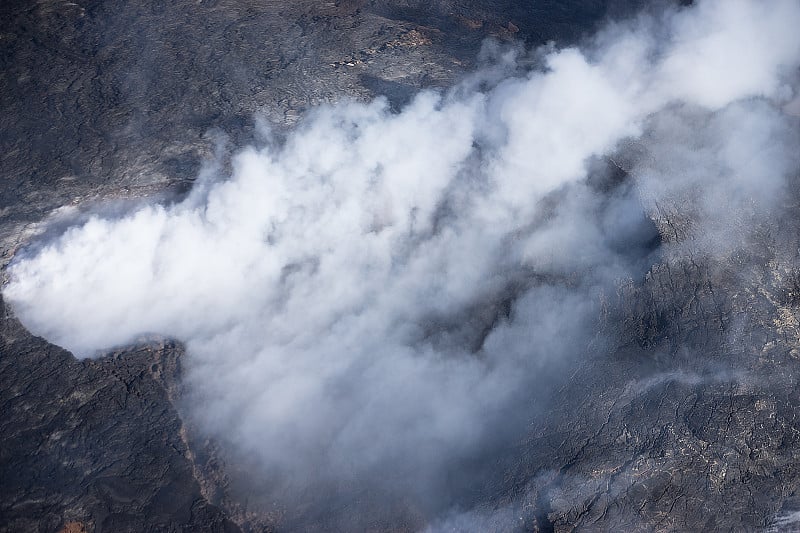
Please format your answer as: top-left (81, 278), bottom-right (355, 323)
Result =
top-left (7, 0), bottom-right (800, 532)
top-left (0, 296), bottom-right (239, 532)
top-left (0, 0), bottom-right (646, 221)
top-left (467, 205), bottom-right (800, 531)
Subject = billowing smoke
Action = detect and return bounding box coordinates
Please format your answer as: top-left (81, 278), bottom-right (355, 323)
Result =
top-left (5, 0), bottom-right (800, 521)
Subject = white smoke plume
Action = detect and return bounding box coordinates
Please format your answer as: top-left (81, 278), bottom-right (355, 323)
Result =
top-left (5, 0), bottom-right (800, 517)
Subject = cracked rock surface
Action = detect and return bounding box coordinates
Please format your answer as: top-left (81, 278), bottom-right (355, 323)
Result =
top-left (0, 305), bottom-right (239, 532)
top-left (5, 0), bottom-right (800, 532)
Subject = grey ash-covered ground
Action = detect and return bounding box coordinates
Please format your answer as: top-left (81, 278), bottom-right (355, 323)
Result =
top-left (4, 1), bottom-right (800, 532)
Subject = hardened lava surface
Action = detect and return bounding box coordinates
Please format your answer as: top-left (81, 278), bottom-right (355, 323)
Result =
top-left (6, 1), bottom-right (800, 532)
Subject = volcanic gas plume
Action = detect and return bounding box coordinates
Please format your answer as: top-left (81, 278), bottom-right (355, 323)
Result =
top-left (5, 0), bottom-right (800, 520)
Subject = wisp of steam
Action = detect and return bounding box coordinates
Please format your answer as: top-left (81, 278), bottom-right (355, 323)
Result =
top-left (4, 0), bottom-right (800, 518)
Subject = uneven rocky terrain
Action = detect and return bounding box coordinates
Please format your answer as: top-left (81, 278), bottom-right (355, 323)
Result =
top-left (4, 0), bottom-right (800, 532)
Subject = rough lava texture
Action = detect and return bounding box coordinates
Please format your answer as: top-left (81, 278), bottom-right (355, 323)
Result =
top-left (5, 0), bottom-right (800, 532)
top-left (0, 298), bottom-right (239, 532)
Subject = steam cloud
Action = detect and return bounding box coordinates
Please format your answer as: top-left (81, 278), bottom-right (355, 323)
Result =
top-left (5, 0), bottom-right (800, 520)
